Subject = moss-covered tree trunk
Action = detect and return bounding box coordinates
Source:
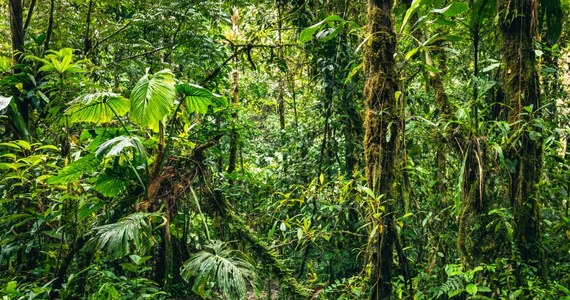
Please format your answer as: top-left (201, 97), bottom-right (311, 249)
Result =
top-left (457, 0), bottom-right (512, 271)
top-left (498, 0), bottom-right (544, 272)
top-left (363, 0), bottom-right (399, 298)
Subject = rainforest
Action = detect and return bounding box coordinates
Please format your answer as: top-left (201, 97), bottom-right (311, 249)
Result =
top-left (1, 0), bottom-right (569, 299)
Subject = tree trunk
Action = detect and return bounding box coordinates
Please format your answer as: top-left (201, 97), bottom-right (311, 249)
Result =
top-left (84, 0), bottom-right (94, 55)
top-left (498, 0), bottom-right (544, 273)
top-left (456, 0), bottom-right (512, 271)
top-left (9, 0), bottom-right (24, 57)
top-left (227, 8), bottom-right (239, 182)
top-left (277, 3), bottom-right (286, 132)
top-left (363, 0), bottom-right (399, 298)
top-left (23, 0), bottom-right (36, 36)
top-left (44, 0), bottom-right (55, 53)
top-left (8, 0), bottom-right (31, 130)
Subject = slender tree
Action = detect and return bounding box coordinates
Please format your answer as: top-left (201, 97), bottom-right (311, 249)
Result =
top-left (227, 8), bottom-right (240, 182)
top-left (363, 0), bottom-right (399, 298)
top-left (44, 0), bottom-right (55, 53)
top-left (8, 0), bottom-right (24, 57)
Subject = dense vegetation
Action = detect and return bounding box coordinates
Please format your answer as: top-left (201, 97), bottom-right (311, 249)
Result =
top-left (1, 0), bottom-right (569, 299)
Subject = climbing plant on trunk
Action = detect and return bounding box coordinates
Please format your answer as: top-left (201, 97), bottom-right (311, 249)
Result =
top-left (363, 0), bottom-right (400, 298)
top-left (498, 0), bottom-right (544, 274)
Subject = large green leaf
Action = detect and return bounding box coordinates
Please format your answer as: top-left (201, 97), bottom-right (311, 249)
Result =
top-left (47, 154), bottom-right (101, 184)
top-left (130, 69), bottom-right (176, 131)
top-left (432, 2), bottom-right (469, 17)
top-left (176, 83), bottom-right (227, 114)
top-left (95, 135), bottom-right (145, 159)
top-left (0, 56), bottom-right (12, 72)
top-left (66, 92), bottom-right (130, 124)
top-left (93, 173), bottom-right (132, 197)
top-left (400, 0), bottom-right (427, 33)
top-left (181, 240), bottom-right (261, 300)
top-left (299, 15), bottom-right (344, 43)
top-left (8, 100), bottom-right (30, 141)
top-left (89, 212), bottom-right (165, 258)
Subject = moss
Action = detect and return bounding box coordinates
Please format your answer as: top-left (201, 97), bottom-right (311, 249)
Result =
top-left (363, 1), bottom-right (400, 299)
top-left (499, 0), bottom-right (544, 275)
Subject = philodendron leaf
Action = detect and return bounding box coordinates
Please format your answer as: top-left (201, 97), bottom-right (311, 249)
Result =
top-left (176, 83), bottom-right (227, 114)
top-left (0, 95), bottom-right (12, 111)
top-left (181, 240), bottom-right (261, 300)
top-left (130, 69), bottom-right (176, 131)
top-left (66, 92), bottom-right (130, 124)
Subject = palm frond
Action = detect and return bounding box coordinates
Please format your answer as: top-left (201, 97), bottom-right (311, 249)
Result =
top-left (89, 212), bottom-right (165, 258)
top-left (180, 240), bottom-right (260, 300)
top-left (66, 92), bottom-right (130, 124)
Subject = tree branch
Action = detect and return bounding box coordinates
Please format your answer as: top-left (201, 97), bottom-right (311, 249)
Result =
top-left (112, 44), bottom-right (175, 64)
top-left (200, 50), bottom-right (243, 86)
top-left (87, 22), bottom-right (131, 56)
top-left (23, 0), bottom-right (36, 36)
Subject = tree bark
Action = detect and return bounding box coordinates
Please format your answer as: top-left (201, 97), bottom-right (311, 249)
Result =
top-left (227, 8), bottom-right (239, 182)
top-left (277, 2), bottom-right (286, 132)
top-left (84, 0), bottom-right (94, 55)
top-left (456, 0), bottom-right (512, 271)
top-left (44, 0), bottom-right (55, 53)
top-left (498, 0), bottom-right (544, 273)
top-left (9, 0), bottom-right (24, 57)
top-left (8, 0), bottom-right (30, 128)
top-left (23, 0), bottom-right (36, 35)
top-left (363, 0), bottom-right (399, 298)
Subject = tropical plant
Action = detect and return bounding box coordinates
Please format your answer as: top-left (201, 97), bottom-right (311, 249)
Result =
top-left (87, 212), bottom-right (166, 258)
top-left (180, 240), bottom-right (261, 300)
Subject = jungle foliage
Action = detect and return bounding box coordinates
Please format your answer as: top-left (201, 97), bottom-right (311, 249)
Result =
top-left (0, 0), bottom-right (569, 299)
